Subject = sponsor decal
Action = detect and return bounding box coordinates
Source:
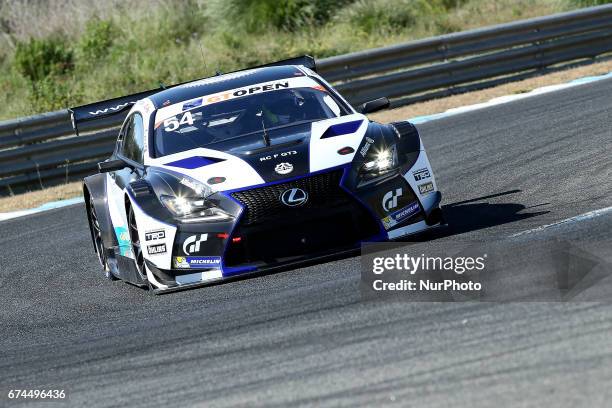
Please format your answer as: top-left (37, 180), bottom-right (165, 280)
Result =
top-left (382, 201), bottom-right (421, 230)
top-left (382, 188), bottom-right (403, 212)
top-left (207, 176), bottom-right (226, 185)
top-left (259, 150), bottom-right (297, 162)
top-left (88, 102), bottom-right (132, 116)
top-left (413, 168), bottom-right (431, 182)
top-left (145, 229), bottom-right (165, 241)
top-left (173, 256), bottom-right (222, 269)
top-left (360, 137), bottom-right (375, 157)
top-left (275, 162), bottom-right (294, 175)
top-left (114, 226), bottom-right (132, 257)
top-left (147, 243), bottom-right (167, 255)
top-left (155, 76), bottom-right (320, 129)
top-left (418, 182), bottom-right (434, 195)
top-left (182, 98), bottom-right (203, 111)
top-left (183, 234), bottom-right (208, 255)
top-left (280, 188), bottom-right (308, 207)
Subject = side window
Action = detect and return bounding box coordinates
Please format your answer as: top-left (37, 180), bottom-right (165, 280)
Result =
top-left (121, 114), bottom-right (145, 164)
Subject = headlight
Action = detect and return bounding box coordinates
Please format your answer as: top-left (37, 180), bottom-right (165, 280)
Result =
top-left (360, 145), bottom-right (399, 181)
top-left (157, 174), bottom-right (233, 223)
top-left (160, 195), bottom-right (233, 222)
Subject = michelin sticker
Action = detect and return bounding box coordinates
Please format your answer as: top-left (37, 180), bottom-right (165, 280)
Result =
top-left (173, 256), bottom-right (222, 269)
top-left (382, 201), bottom-right (420, 230)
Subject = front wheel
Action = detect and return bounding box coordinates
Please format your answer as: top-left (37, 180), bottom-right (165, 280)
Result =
top-left (88, 195), bottom-right (116, 280)
top-left (127, 205), bottom-right (147, 279)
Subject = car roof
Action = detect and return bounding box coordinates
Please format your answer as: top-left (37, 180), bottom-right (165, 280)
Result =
top-left (147, 65), bottom-right (307, 109)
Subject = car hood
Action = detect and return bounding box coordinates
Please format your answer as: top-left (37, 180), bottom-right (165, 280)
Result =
top-left (146, 113), bottom-right (368, 192)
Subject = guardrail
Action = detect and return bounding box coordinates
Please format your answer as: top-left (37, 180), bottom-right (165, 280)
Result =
top-left (1, 4), bottom-right (612, 194)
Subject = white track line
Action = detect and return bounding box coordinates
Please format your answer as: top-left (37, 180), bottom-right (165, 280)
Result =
top-left (510, 206), bottom-right (612, 237)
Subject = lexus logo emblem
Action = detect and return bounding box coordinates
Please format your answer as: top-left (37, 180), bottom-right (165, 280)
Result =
top-left (280, 188), bottom-right (308, 207)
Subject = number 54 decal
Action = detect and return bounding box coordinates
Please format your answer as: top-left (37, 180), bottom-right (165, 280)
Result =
top-left (164, 111), bottom-right (194, 131)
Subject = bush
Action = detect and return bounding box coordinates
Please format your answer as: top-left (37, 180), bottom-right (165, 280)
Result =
top-left (14, 37), bottom-right (73, 82)
top-left (209, 0), bottom-right (352, 33)
top-left (336, 0), bottom-right (440, 35)
top-left (153, 0), bottom-right (208, 45)
top-left (28, 77), bottom-right (82, 112)
top-left (570, 0), bottom-right (612, 5)
top-left (77, 19), bottom-right (117, 62)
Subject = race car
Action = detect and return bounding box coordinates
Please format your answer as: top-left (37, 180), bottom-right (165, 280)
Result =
top-left (73, 56), bottom-right (443, 293)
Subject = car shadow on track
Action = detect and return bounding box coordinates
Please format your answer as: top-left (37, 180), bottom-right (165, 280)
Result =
top-left (414, 189), bottom-right (550, 241)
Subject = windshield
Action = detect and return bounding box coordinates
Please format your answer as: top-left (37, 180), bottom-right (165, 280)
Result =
top-left (154, 84), bottom-right (345, 157)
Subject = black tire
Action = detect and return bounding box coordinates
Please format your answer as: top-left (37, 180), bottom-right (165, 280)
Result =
top-left (127, 205), bottom-right (147, 279)
top-left (89, 195), bottom-right (117, 280)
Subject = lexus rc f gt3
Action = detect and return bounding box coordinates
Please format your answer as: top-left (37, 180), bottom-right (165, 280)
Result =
top-left (73, 56), bottom-right (443, 293)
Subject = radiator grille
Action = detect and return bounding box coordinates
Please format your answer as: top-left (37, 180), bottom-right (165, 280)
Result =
top-left (231, 170), bottom-right (348, 225)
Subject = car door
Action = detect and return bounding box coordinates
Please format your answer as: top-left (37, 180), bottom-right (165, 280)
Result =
top-left (106, 113), bottom-right (146, 255)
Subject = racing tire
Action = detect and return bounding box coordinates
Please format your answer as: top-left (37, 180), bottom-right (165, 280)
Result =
top-left (127, 204), bottom-right (147, 280)
top-left (88, 195), bottom-right (117, 281)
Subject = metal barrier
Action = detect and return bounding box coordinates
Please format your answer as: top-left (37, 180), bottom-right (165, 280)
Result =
top-left (1, 4), bottom-right (611, 194)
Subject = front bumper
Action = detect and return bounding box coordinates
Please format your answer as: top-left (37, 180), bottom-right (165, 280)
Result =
top-left (144, 160), bottom-right (442, 291)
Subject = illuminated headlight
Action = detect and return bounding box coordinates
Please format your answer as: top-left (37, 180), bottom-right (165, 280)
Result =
top-left (158, 174), bottom-right (233, 222)
top-left (361, 145), bottom-right (399, 179)
top-left (160, 195), bottom-right (233, 222)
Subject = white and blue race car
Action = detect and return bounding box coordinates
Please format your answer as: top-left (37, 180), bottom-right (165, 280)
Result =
top-left (74, 56), bottom-right (443, 293)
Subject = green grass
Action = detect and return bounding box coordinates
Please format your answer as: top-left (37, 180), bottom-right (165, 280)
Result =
top-left (0, 0), bottom-right (606, 121)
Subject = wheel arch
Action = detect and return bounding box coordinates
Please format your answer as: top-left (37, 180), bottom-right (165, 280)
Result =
top-left (83, 173), bottom-right (117, 250)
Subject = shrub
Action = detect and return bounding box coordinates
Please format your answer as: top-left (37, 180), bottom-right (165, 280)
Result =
top-left (570, 0), bottom-right (611, 6)
top-left (153, 0), bottom-right (208, 45)
top-left (336, 0), bottom-right (440, 35)
top-left (209, 0), bottom-right (353, 33)
top-left (77, 19), bottom-right (117, 62)
top-left (28, 77), bottom-right (82, 112)
top-left (14, 37), bottom-right (73, 82)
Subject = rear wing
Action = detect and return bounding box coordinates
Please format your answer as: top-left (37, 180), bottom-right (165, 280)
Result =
top-left (69, 55), bottom-right (316, 136)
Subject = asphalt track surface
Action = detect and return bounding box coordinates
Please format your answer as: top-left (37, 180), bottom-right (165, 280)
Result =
top-left (1, 78), bottom-right (611, 407)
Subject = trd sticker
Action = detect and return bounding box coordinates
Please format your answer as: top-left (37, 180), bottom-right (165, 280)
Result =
top-left (147, 243), bottom-right (167, 255)
top-left (145, 229), bottom-right (166, 241)
top-left (173, 256), bottom-right (221, 269)
top-left (382, 201), bottom-right (420, 230)
top-left (413, 168), bottom-right (430, 182)
top-left (418, 182), bottom-right (434, 195)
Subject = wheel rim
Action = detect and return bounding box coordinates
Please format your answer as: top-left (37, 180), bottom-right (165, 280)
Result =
top-left (128, 206), bottom-right (146, 276)
top-left (89, 196), bottom-right (106, 269)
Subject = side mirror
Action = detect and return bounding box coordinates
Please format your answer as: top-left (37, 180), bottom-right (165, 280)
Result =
top-left (98, 159), bottom-right (130, 173)
top-left (358, 97), bottom-right (390, 114)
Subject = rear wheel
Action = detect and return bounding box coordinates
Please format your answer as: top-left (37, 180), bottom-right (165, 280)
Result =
top-left (127, 205), bottom-right (146, 279)
top-left (89, 195), bottom-right (116, 280)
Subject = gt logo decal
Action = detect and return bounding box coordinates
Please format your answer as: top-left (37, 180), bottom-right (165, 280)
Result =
top-left (183, 234), bottom-right (208, 255)
top-left (382, 188), bottom-right (402, 212)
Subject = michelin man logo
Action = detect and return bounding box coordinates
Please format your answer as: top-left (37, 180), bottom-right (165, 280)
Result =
top-left (382, 188), bottom-right (402, 212)
top-left (183, 234), bottom-right (208, 255)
